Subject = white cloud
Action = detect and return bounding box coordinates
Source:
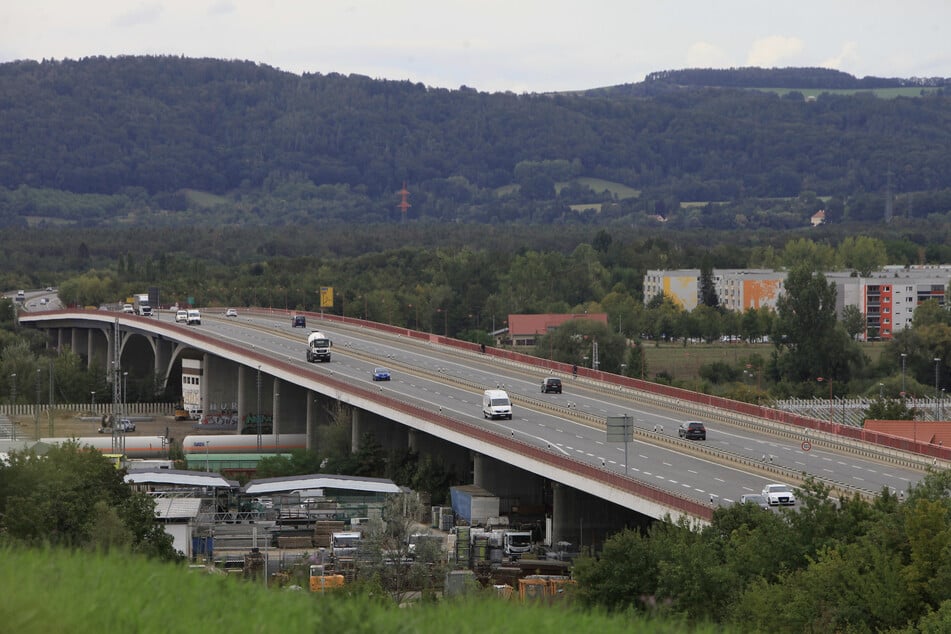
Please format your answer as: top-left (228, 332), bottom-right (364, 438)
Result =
top-left (112, 3), bottom-right (164, 28)
top-left (686, 42), bottom-right (731, 69)
top-left (746, 36), bottom-right (804, 68)
top-left (820, 41), bottom-right (860, 71)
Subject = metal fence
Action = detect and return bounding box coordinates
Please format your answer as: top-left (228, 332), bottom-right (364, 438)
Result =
top-left (772, 396), bottom-right (949, 427)
top-left (0, 402), bottom-right (177, 418)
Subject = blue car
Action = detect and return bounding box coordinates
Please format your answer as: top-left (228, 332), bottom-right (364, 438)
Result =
top-left (372, 367), bottom-right (391, 381)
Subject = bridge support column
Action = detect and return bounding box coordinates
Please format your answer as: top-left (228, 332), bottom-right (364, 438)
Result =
top-left (351, 408), bottom-right (362, 452)
top-left (86, 330), bottom-right (94, 369)
top-left (551, 483), bottom-right (577, 548)
top-left (201, 353), bottom-right (211, 418)
top-left (407, 428), bottom-right (417, 452)
top-left (306, 390), bottom-right (317, 451)
top-left (237, 365), bottom-right (248, 431)
top-left (272, 377), bottom-right (282, 439)
top-left (472, 452), bottom-right (485, 488)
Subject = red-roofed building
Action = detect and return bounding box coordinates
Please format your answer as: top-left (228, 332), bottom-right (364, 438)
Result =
top-left (506, 313), bottom-right (609, 347)
top-left (864, 420), bottom-right (951, 446)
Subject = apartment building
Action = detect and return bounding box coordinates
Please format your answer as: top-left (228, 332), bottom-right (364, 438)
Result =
top-left (645, 266), bottom-right (950, 340)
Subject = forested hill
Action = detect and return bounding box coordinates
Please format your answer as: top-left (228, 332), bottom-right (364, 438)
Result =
top-left (587, 67), bottom-right (951, 96)
top-left (2, 56), bottom-right (951, 228)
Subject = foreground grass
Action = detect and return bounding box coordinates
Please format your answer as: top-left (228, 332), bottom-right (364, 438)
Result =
top-left (0, 547), bottom-right (724, 634)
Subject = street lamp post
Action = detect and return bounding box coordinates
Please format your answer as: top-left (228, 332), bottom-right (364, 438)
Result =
top-left (901, 353), bottom-right (907, 396)
top-left (35, 368), bottom-right (41, 440)
top-left (817, 377), bottom-right (833, 423)
top-left (935, 358), bottom-right (942, 421)
top-left (123, 372), bottom-right (128, 418)
top-left (10, 373), bottom-right (16, 441)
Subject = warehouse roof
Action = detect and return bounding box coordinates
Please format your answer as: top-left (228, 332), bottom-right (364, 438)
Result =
top-left (152, 496), bottom-right (204, 520)
top-left (243, 473), bottom-right (402, 495)
top-left (123, 469), bottom-right (239, 488)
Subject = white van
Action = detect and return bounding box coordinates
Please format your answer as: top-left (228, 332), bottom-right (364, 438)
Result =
top-left (482, 389), bottom-right (512, 420)
top-left (186, 309), bottom-right (201, 325)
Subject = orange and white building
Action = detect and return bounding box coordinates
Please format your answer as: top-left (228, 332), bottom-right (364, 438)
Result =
top-left (645, 265), bottom-right (951, 341)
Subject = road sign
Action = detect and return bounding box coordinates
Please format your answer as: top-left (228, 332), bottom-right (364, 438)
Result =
top-left (606, 415), bottom-right (634, 442)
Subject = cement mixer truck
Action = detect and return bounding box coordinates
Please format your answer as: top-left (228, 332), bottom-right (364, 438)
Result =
top-left (306, 331), bottom-right (333, 363)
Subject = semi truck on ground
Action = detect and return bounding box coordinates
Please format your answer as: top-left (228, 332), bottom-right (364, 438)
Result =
top-left (502, 530), bottom-right (534, 559)
top-left (306, 331), bottom-right (333, 362)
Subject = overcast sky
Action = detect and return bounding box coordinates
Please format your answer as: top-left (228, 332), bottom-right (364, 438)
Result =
top-left (2, 1), bottom-right (949, 94)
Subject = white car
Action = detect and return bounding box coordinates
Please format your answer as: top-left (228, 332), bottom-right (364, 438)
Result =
top-left (176, 310), bottom-right (188, 323)
top-left (761, 483), bottom-right (797, 506)
top-left (225, 308), bottom-right (238, 318)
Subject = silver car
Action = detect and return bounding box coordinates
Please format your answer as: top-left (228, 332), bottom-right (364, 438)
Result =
top-left (762, 483), bottom-right (797, 506)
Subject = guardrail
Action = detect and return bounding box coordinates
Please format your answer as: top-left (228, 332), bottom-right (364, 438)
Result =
top-left (288, 309), bottom-right (949, 468)
top-left (0, 402), bottom-right (177, 417)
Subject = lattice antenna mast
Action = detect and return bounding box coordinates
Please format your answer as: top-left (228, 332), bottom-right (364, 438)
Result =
top-left (397, 182), bottom-right (410, 223)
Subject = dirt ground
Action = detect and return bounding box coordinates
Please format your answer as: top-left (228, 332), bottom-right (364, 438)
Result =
top-left (8, 410), bottom-right (215, 445)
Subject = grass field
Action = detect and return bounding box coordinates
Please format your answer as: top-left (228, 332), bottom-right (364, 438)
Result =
top-left (183, 188), bottom-right (229, 207)
top-left (639, 341), bottom-right (889, 382)
top-left (1, 547), bottom-right (722, 634)
top-left (753, 87), bottom-right (938, 99)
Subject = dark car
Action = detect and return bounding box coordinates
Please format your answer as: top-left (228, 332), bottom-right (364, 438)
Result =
top-left (292, 315), bottom-right (306, 328)
top-left (739, 494), bottom-right (770, 510)
top-left (678, 420), bottom-right (707, 440)
top-left (372, 367), bottom-right (391, 381)
top-left (541, 377), bottom-right (562, 394)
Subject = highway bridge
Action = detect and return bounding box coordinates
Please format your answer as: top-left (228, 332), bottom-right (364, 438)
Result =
top-left (18, 308), bottom-right (941, 550)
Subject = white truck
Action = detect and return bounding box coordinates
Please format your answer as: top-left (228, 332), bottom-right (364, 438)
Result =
top-left (502, 530), bottom-right (533, 558)
top-left (330, 531), bottom-right (361, 560)
top-left (306, 331), bottom-right (333, 363)
top-left (133, 293), bottom-right (151, 316)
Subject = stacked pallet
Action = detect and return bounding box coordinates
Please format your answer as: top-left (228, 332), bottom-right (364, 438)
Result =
top-left (313, 520), bottom-right (346, 548)
top-left (276, 536), bottom-right (313, 549)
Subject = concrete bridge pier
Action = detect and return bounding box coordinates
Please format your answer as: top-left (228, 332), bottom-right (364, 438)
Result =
top-left (551, 483), bottom-right (652, 555)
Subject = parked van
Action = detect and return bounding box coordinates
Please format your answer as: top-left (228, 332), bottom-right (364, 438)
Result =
top-left (482, 389), bottom-right (513, 420)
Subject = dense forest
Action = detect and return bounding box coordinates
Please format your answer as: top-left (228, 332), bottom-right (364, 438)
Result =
top-left (2, 57), bottom-right (951, 230)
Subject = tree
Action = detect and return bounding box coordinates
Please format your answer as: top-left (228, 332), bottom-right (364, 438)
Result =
top-left (913, 298), bottom-right (951, 329)
top-left (535, 318), bottom-right (627, 372)
top-left (782, 238), bottom-right (836, 271)
top-left (864, 395), bottom-right (918, 421)
top-left (572, 527), bottom-right (662, 613)
top-left (354, 493), bottom-right (448, 605)
top-left (841, 304), bottom-right (866, 340)
top-left (837, 235), bottom-right (888, 276)
top-left (772, 264), bottom-right (854, 383)
top-left (699, 260), bottom-right (719, 308)
top-left (0, 442), bottom-right (177, 560)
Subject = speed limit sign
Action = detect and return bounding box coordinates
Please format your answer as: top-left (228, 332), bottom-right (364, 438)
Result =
top-left (801, 440), bottom-right (812, 452)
